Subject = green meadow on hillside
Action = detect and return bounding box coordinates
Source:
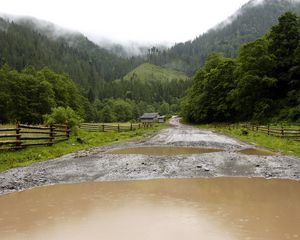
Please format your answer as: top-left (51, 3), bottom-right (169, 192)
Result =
top-left (123, 63), bottom-right (188, 82)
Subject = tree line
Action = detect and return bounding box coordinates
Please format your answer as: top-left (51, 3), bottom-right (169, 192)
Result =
top-left (149, 0), bottom-right (300, 76)
top-left (181, 12), bottom-right (300, 124)
top-left (95, 77), bottom-right (191, 104)
top-left (0, 65), bottom-right (84, 123)
top-left (0, 17), bottom-right (144, 98)
top-left (0, 64), bottom-right (182, 124)
top-left (0, 17), bottom-right (191, 124)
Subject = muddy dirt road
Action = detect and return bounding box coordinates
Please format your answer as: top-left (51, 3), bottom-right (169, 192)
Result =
top-left (0, 117), bottom-right (299, 194)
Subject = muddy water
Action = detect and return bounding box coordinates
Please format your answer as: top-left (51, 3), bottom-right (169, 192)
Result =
top-left (0, 178), bottom-right (299, 240)
top-left (239, 148), bottom-right (276, 156)
top-left (107, 146), bottom-right (223, 155)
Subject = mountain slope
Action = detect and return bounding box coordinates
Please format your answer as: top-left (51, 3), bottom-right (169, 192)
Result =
top-left (0, 16), bottom-right (143, 95)
top-left (97, 63), bottom-right (191, 104)
top-left (156, 0), bottom-right (300, 75)
top-left (123, 63), bottom-right (188, 82)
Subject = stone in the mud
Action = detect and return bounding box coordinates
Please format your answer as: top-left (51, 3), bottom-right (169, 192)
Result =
top-left (196, 166), bottom-right (202, 169)
top-left (256, 164), bottom-right (260, 168)
top-left (38, 178), bottom-right (47, 183)
top-left (265, 173), bottom-right (273, 178)
top-left (7, 184), bottom-right (16, 190)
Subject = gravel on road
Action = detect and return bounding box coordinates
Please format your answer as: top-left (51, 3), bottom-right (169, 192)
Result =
top-left (0, 117), bottom-right (299, 195)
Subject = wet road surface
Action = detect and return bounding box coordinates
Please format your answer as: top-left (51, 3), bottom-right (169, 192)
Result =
top-left (0, 117), bottom-right (299, 194)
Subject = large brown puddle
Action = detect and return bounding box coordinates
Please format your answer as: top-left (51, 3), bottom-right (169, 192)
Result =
top-left (0, 178), bottom-right (300, 240)
top-left (107, 146), bottom-right (223, 155)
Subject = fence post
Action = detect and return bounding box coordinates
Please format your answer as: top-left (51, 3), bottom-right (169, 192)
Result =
top-left (130, 123), bottom-right (133, 131)
top-left (66, 122), bottom-right (70, 139)
top-left (267, 125), bottom-right (270, 135)
top-left (281, 126), bottom-right (284, 138)
top-left (118, 124), bottom-right (120, 132)
top-left (16, 121), bottom-right (21, 149)
top-left (49, 124), bottom-right (54, 145)
top-left (138, 123), bottom-right (141, 129)
top-left (102, 124), bottom-right (105, 132)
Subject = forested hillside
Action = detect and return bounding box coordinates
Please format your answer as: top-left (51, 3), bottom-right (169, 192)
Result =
top-left (97, 63), bottom-right (190, 102)
top-left (2, 0), bottom-right (299, 124)
top-left (0, 20), bottom-right (191, 123)
top-left (152, 0), bottom-right (300, 75)
top-left (0, 17), bottom-right (191, 123)
top-left (181, 12), bottom-right (300, 124)
top-left (0, 62), bottom-right (189, 123)
top-left (0, 17), bottom-right (143, 96)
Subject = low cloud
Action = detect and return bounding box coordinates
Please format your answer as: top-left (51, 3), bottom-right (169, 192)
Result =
top-left (212, 0), bottom-right (300, 31)
top-left (0, 13), bottom-right (171, 57)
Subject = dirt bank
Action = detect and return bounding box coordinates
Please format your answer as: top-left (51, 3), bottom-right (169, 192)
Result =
top-left (0, 117), bottom-right (299, 195)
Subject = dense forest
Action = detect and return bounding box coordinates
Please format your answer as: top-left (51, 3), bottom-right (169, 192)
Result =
top-left (0, 65), bottom-right (84, 123)
top-left (151, 0), bottom-right (300, 76)
top-left (181, 12), bottom-right (300, 124)
top-left (97, 64), bottom-right (190, 102)
top-left (0, 18), bottom-right (191, 123)
top-left (0, 64), bottom-right (187, 123)
top-left (1, 0), bottom-right (300, 124)
top-left (0, 17), bottom-right (144, 96)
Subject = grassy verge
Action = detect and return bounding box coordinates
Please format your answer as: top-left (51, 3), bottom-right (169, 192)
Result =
top-left (197, 124), bottom-right (300, 158)
top-left (0, 123), bottom-right (167, 172)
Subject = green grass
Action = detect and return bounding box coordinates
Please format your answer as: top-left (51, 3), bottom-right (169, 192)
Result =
top-left (197, 124), bottom-right (300, 158)
top-left (123, 63), bottom-right (189, 82)
top-left (0, 123), bottom-right (167, 172)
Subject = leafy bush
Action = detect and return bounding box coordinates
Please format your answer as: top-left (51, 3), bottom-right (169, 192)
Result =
top-left (43, 107), bottom-right (83, 132)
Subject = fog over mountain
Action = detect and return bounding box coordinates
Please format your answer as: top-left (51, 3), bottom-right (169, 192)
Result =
top-left (1, 0), bottom-right (300, 125)
top-left (146, 0), bottom-right (300, 75)
top-left (0, 14), bottom-right (166, 57)
top-left (0, 0), bottom-right (253, 48)
top-left (1, 0), bottom-right (300, 59)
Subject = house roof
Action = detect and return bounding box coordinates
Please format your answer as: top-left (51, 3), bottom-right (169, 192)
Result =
top-left (140, 113), bottom-right (159, 119)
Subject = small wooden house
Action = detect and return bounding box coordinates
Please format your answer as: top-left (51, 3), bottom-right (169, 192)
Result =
top-left (158, 115), bottom-right (165, 123)
top-left (139, 113), bottom-right (160, 123)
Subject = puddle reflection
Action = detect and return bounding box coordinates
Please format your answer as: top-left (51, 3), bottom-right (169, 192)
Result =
top-left (0, 178), bottom-right (299, 240)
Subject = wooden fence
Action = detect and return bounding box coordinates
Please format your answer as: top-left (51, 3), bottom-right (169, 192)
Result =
top-left (244, 124), bottom-right (300, 141)
top-left (0, 123), bottom-right (70, 150)
top-left (80, 122), bottom-right (151, 132)
top-left (213, 123), bottom-right (300, 141)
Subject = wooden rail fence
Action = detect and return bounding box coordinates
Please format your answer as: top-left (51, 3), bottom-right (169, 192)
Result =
top-left (214, 123), bottom-right (300, 141)
top-left (80, 123), bottom-right (151, 132)
top-left (0, 123), bottom-right (70, 150)
top-left (244, 124), bottom-right (300, 141)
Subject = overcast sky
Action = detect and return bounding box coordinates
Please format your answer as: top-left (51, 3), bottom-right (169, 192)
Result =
top-left (0, 0), bottom-right (251, 44)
